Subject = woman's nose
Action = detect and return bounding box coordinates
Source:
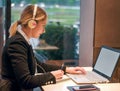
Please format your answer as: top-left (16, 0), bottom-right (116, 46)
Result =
top-left (43, 29), bottom-right (46, 33)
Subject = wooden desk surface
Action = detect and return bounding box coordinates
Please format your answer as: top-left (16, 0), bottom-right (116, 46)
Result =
top-left (42, 67), bottom-right (120, 91)
top-left (42, 79), bottom-right (120, 91)
top-left (95, 83), bottom-right (120, 91)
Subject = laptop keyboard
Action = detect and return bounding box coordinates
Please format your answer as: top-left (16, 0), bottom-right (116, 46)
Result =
top-left (85, 71), bottom-right (104, 82)
top-left (67, 71), bottom-right (109, 83)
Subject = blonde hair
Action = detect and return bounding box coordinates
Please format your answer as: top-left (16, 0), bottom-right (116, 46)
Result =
top-left (9, 4), bottom-right (47, 37)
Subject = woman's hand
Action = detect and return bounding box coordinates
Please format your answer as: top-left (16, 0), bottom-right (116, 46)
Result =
top-left (66, 67), bottom-right (86, 74)
top-left (50, 70), bottom-right (64, 80)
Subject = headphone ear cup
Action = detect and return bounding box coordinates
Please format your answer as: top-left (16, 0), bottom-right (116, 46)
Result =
top-left (28, 19), bottom-right (37, 29)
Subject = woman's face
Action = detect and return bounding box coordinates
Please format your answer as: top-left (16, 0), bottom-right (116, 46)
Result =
top-left (31, 20), bottom-right (47, 38)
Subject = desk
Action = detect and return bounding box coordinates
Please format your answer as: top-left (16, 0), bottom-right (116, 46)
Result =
top-left (34, 46), bottom-right (59, 50)
top-left (34, 39), bottom-right (59, 50)
top-left (42, 81), bottom-right (120, 91)
top-left (42, 67), bottom-right (120, 91)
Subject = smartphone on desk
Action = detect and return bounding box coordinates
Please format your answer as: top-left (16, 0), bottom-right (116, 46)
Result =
top-left (72, 85), bottom-right (100, 91)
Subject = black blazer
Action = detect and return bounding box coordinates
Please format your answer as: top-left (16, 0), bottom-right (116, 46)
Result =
top-left (1, 32), bottom-right (62, 91)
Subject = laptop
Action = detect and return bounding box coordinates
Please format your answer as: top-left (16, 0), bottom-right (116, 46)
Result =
top-left (67, 46), bottom-right (120, 84)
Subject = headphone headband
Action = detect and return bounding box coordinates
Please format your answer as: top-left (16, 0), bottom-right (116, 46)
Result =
top-left (27, 5), bottom-right (38, 29)
top-left (33, 4), bottom-right (37, 19)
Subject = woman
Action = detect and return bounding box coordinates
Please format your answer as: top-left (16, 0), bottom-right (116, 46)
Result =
top-left (1, 4), bottom-right (86, 91)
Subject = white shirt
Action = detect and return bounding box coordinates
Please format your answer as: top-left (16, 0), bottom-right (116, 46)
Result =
top-left (17, 25), bottom-right (30, 45)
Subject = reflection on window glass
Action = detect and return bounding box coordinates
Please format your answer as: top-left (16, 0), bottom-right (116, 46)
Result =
top-left (0, 0), bottom-right (5, 45)
top-left (11, 0), bottom-right (80, 66)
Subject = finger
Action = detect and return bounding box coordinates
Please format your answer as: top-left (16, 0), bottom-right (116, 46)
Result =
top-left (80, 68), bottom-right (86, 74)
top-left (74, 67), bottom-right (86, 74)
top-left (57, 74), bottom-right (63, 79)
top-left (61, 70), bottom-right (64, 74)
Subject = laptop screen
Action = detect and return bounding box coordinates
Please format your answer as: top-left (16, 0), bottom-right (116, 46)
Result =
top-left (94, 46), bottom-right (120, 78)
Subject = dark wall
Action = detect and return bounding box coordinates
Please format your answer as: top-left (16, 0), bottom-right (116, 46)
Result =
top-left (94, 0), bottom-right (120, 47)
top-left (94, 0), bottom-right (120, 82)
top-left (0, 7), bottom-right (4, 74)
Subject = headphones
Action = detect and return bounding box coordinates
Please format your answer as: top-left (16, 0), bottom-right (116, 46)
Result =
top-left (28, 5), bottom-right (38, 29)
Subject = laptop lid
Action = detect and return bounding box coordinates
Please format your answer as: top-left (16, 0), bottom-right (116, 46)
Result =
top-left (93, 46), bottom-right (120, 80)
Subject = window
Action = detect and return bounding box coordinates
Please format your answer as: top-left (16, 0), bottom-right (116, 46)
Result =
top-left (11, 0), bottom-right (80, 66)
top-left (0, 0), bottom-right (5, 74)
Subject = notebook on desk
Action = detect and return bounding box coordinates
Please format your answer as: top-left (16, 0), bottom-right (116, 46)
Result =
top-left (56, 75), bottom-right (70, 82)
top-left (67, 46), bottom-right (120, 84)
